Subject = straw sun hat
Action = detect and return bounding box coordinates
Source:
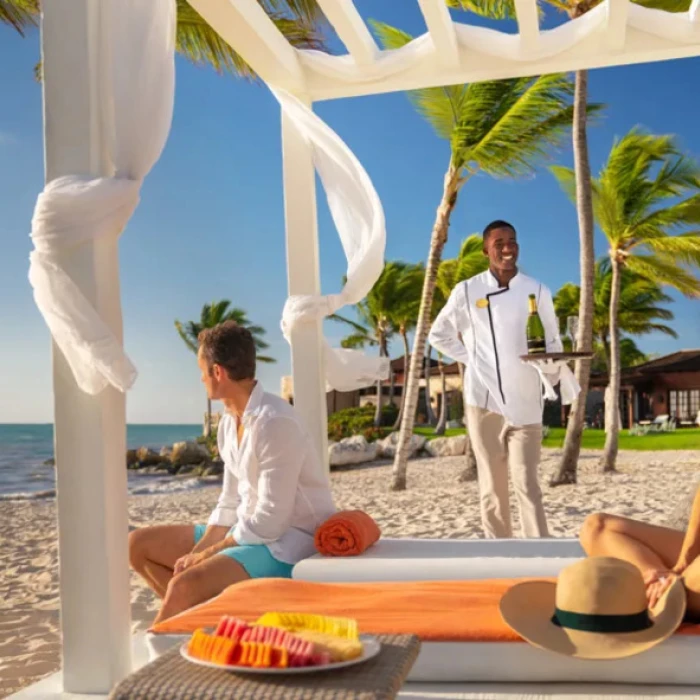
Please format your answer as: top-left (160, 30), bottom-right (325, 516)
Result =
top-left (500, 557), bottom-right (686, 659)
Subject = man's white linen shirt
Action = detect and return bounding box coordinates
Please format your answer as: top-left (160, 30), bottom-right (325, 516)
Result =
top-left (429, 271), bottom-right (563, 427)
top-left (207, 382), bottom-right (336, 564)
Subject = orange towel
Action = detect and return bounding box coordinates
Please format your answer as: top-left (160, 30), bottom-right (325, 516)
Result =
top-left (153, 578), bottom-right (528, 641)
top-left (314, 510), bottom-right (381, 556)
top-left (151, 577), bottom-right (700, 641)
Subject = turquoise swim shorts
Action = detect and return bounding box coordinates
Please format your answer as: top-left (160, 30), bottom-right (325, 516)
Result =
top-left (193, 524), bottom-right (294, 579)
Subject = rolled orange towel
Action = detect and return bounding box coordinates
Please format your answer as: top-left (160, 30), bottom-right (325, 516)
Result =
top-left (314, 510), bottom-right (381, 556)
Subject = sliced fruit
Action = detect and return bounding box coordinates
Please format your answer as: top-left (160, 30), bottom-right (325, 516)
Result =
top-left (256, 612), bottom-right (359, 640)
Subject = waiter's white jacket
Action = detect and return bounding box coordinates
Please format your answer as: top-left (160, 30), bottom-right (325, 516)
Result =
top-left (429, 271), bottom-right (562, 427)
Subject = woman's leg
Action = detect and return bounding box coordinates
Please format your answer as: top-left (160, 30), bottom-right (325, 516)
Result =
top-left (679, 557), bottom-right (700, 619)
top-left (579, 513), bottom-right (685, 574)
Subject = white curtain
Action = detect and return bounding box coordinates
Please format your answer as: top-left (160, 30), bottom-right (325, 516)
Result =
top-left (28, 0), bottom-right (176, 395)
top-left (299, 2), bottom-right (700, 85)
top-left (275, 89), bottom-right (390, 392)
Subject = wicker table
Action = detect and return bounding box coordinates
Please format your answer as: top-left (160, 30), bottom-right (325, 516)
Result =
top-left (109, 634), bottom-right (420, 700)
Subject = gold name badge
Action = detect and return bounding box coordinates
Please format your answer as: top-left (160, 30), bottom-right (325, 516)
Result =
top-left (476, 298), bottom-right (489, 309)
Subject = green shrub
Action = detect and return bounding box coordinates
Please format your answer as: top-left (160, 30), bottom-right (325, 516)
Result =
top-left (196, 431), bottom-right (219, 461)
top-left (328, 404), bottom-right (398, 442)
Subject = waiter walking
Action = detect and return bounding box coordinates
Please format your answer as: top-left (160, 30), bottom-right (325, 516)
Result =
top-left (429, 220), bottom-right (567, 539)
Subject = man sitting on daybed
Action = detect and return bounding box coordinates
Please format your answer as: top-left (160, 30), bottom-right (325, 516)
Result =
top-left (129, 320), bottom-right (337, 624)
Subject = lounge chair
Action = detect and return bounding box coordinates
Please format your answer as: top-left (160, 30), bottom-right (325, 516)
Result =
top-left (648, 414), bottom-right (671, 432)
top-left (145, 537), bottom-right (700, 690)
top-left (286, 537), bottom-right (700, 687)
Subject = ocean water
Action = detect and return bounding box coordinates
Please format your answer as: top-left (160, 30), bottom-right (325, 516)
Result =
top-left (0, 423), bottom-right (204, 499)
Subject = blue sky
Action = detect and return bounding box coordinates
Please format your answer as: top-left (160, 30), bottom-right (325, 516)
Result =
top-left (1, 2), bottom-right (699, 424)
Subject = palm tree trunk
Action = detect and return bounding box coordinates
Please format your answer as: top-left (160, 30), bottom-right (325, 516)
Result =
top-left (393, 330), bottom-right (411, 430)
top-left (550, 69), bottom-right (595, 487)
top-left (601, 334), bottom-right (616, 433)
top-left (424, 345), bottom-right (437, 427)
top-left (391, 164), bottom-right (460, 491)
top-left (601, 256), bottom-right (623, 472)
top-left (435, 356), bottom-right (448, 435)
top-left (374, 340), bottom-right (386, 429)
top-left (457, 361), bottom-right (478, 482)
top-left (602, 334), bottom-right (611, 371)
top-left (389, 369), bottom-right (396, 411)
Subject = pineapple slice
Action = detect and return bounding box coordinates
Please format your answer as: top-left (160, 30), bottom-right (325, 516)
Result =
top-left (293, 629), bottom-right (364, 662)
top-left (256, 612), bottom-right (359, 640)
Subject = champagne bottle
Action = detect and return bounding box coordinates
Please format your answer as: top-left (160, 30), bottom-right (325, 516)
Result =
top-left (526, 294), bottom-right (546, 355)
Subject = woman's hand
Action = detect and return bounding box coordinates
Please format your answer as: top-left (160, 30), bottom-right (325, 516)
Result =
top-left (643, 569), bottom-right (678, 609)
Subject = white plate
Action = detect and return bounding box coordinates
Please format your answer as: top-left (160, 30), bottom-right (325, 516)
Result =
top-left (180, 634), bottom-right (381, 675)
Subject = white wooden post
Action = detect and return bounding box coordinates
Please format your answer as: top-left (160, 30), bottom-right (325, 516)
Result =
top-left (42, 0), bottom-right (132, 692)
top-left (281, 99), bottom-right (329, 468)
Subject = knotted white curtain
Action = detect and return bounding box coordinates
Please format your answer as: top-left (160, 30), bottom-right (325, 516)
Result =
top-left (275, 88), bottom-right (389, 392)
top-left (28, 0), bottom-right (390, 397)
top-left (29, 0), bottom-right (177, 395)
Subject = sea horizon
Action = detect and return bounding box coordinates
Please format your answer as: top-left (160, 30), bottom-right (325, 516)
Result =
top-left (0, 423), bottom-right (207, 499)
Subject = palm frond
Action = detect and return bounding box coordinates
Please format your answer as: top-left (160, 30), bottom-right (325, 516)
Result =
top-left (550, 165), bottom-right (578, 205)
top-left (625, 254), bottom-right (700, 298)
top-left (340, 333), bottom-right (375, 350)
top-left (634, 196), bottom-right (700, 238)
top-left (176, 300), bottom-right (274, 362)
top-left (0, 0), bottom-right (38, 36)
top-left (632, 0), bottom-right (691, 11)
top-left (256, 354), bottom-right (277, 363)
top-left (370, 20), bottom-right (466, 140)
top-left (329, 313), bottom-right (372, 336)
top-left (456, 74), bottom-right (597, 177)
top-left (445, 0), bottom-right (516, 19)
top-left (175, 320), bottom-right (199, 354)
top-left (641, 233), bottom-right (700, 266)
top-left (259, 0), bottom-right (326, 24)
top-left (175, 0), bottom-right (324, 80)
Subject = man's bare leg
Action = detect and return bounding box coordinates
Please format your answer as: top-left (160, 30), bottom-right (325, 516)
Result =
top-left (129, 525), bottom-right (197, 598)
top-left (579, 513), bottom-right (684, 573)
top-left (153, 553), bottom-right (249, 625)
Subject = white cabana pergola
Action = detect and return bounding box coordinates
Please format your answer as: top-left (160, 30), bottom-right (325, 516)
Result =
top-left (18, 0), bottom-right (700, 697)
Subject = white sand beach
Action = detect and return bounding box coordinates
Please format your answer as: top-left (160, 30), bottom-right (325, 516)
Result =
top-left (2, 447), bottom-right (699, 697)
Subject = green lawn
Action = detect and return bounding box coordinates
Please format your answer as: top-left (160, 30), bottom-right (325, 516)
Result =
top-left (542, 427), bottom-right (700, 451)
top-left (413, 426), bottom-right (465, 440)
top-left (412, 426), bottom-right (700, 451)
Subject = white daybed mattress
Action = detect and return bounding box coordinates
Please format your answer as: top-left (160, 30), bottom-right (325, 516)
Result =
top-left (292, 537), bottom-right (585, 582)
top-left (146, 538), bottom-right (700, 685)
top-left (145, 633), bottom-right (700, 685)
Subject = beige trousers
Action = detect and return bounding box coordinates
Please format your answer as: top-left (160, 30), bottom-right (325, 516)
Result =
top-left (466, 405), bottom-right (549, 539)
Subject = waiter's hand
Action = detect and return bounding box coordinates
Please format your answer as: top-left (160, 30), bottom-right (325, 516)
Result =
top-left (527, 358), bottom-right (560, 375)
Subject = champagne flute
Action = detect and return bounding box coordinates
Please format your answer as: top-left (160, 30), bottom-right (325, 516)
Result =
top-left (567, 315), bottom-right (579, 351)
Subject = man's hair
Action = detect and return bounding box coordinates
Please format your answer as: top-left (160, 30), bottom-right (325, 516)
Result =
top-left (483, 220), bottom-right (516, 241)
top-left (198, 321), bottom-right (256, 381)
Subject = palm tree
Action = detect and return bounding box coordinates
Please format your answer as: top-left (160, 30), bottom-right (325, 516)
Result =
top-left (372, 24), bottom-right (589, 491)
top-left (433, 235), bottom-right (489, 479)
top-left (3, 0), bottom-right (326, 80)
top-left (389, 264), bottom-right (425, 430)
top-left (331, 262), bottom-right (411, 428)
top-left (175, 301), bottom-right (275, 435)
top-left (542, 0), bottom-right (692, 487)
top-left (554, 259), bottom-right (677, 371)
top-left (552, 130), bottom-right (700, 471)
